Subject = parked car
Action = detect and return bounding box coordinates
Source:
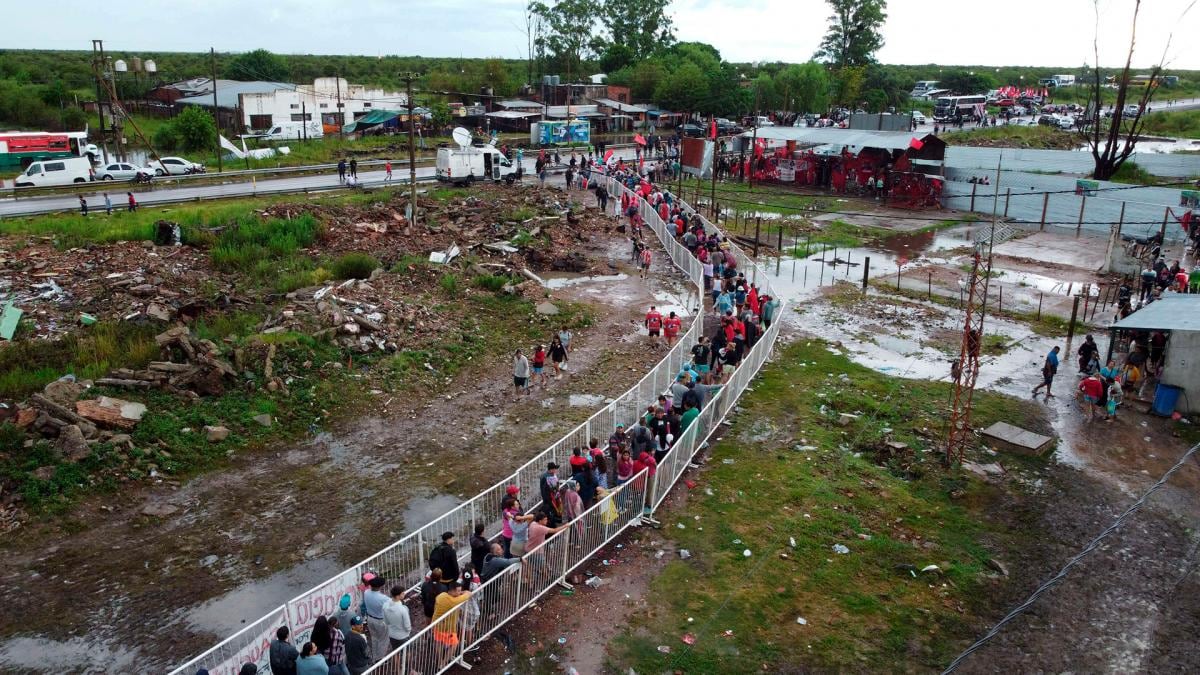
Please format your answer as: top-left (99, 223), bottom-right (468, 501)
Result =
top-left (149, 156), bottom-right (204, 176)
top-left (911, 111), bottom-right (928, 125)
top-left (715, 120), bottom-right (741, 135)
top-left (1038, 114), bottom-right (1059, 126)
top-left (97, 162), bottom-right (152, 181)
top-left (1011, 105), bottom-right (1028, 117)
top-left (995, 98), bottom-right (1016, 108)
top-left (1055, 115), bottom-right (1075, 129)
top-left (1122, 104), bottom-right (1142, 117)
top-left (13, 156), bottom-right (94, 187)
top-left (677, 124), bottom-right (706, 138)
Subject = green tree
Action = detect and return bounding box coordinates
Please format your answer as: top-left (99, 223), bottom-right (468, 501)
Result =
top-left (59, 105), bottom-right (87, 130)
top-left (778, 62), bottom-right (832, 115)
top-left (833, 65), bottom-right (867, 107)
top-left (599, 44), bottom-right (635, 73)
top-left (171, 105), bottom-right (218, 152)
top-left (752, 73), bottom-right (778, 111)
top-left (225, 49), bottom-right (290, 81)
top-left (654, 62), bottom-right (707, 113)
top-left (939, 69), bottom-right (995, 95)
top-left (814, 0), bottom-right (888, 67)
top-left (429, 101), bottom-right (452, 130)
top-left (600, 0), bottom-right (675, 60)
top-left (530, 0), bottom-right (600, 79)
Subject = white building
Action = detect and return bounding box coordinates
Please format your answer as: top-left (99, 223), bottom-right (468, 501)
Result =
top-left (239, 77), bottom-right (408, 132)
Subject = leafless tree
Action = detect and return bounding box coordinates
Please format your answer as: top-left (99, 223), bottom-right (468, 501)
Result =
top-left (1081, 0), bottom-right (1192, 180)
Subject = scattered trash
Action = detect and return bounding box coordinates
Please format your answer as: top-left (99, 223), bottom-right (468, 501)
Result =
top-left (557, 636), bottom-right (568, 645)
top-left (78, 313), bottom-right (97, 326)
top-left (655, 550), bottom-right (666, 559)
top-left (743, 549), bottom-right (752, 557)
top-left (789, 537), bottom-right (797, 549)
top-left (559, 589), bottom-right (574, 596)
top-left (428, 243), bottom-right (461, 264)
top-left (921, 564), bottom-right (941, 573)
top-left (679, 549), bottom-right (692, 559)
top-left (657, 645), bottom-right (672, 654)
top-left (722, 458), bottom-right (735, 464)
top-left (676, 523), bottom-right (686, 530)
top-left (681, 633), bottom-right (696, 645)
top-left (832, 544), bottom-right (850, 554)
top-left (0, 301), bottom-right (22, 340)
top-left (796, 617), bottom-right (807, 625)
top-left (585, 576), bottom-right (604, 588)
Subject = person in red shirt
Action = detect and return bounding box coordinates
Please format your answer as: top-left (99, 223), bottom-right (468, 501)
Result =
top-left (633, 449), bottom-right (657, 478)
top-left (658, 201), bottom-right (669, 224)
top-left (645, 305), bottom-right (663, 344)
top-left (639, 245), bottom-right (652, 279)
top-left (663, 311), bottom-right (682, 346)
top-left (1078, 372), bottom-right (1104, 421)
top-left (531, 344), bottom-right (548, 386)
top-left (747, 284), bottom-right (760, 315)
top-left (1176, 269), bottom-right (1189, 293)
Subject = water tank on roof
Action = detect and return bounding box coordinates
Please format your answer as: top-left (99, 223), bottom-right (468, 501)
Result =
top-left (144, 60), bottom-right (157, 73)
top-left (113, 59), bottom-right (128, 73)
top-left (551, 75), bottom-right (560, 86)
top-left (131, 57), bottom-right (143, 73)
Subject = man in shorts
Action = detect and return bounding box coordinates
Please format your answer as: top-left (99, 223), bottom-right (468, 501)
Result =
top-left (1032, 345), bottom-right (1060, 399)
top-left (639, 245), bottom-right (652, 279)
top-left (663, 311), bottom-right (682, 347)
top-left (513, 349), bottom-right (530, 395)
top-left (644, 305), bottom-right (663, 344)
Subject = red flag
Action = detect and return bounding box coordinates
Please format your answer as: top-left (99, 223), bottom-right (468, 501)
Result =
top-left (603, 149), bottom-right (614, 163)
top-left (710, 120), bottom-right (717, 139)
top-left (634, 133), bottom-right (646, 146)
top-left (909, 137), bottom-right (924, 150)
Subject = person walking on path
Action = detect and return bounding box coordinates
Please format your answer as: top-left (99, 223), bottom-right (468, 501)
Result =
top-left (338, 159), bottom-right (347, 183)
top-left (513, 349), bottom-right (530, 395)
top-left (531, 344), bottom-right (548, 387)
top-left (103, 193), bottom-right (112, 215)
top-left (78, 195), bottom-right (88, 216)
top-left (384, 160), bottom-right (392, 182)
top-left (1032, 346), bottom-right (1061, 399)
top-left (549, 335), bottom-right (567, 379)
top-left (644, 305), bottom-right (663, 344)
top-left (664, 311), bottom-right (682, 347)
top-left (349, 159), bottom-right (358, 179)
top-left (127, 192), bottom-right (138, 212)
top-left (639, 245), bottom-right (652, 279)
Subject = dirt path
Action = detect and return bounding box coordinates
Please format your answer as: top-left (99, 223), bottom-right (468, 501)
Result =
top-left (0, 219), bottom-right (698, 673)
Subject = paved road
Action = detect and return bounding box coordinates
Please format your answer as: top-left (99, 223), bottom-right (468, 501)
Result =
top-left (0, 148), bottom-right (649, 218)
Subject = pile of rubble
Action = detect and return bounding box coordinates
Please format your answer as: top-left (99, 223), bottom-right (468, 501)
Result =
top-left (96, 326), bottom-right (240, 396)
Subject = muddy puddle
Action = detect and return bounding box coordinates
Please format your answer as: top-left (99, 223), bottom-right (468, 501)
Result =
top-left (0, 636), bottom-right (140, 674)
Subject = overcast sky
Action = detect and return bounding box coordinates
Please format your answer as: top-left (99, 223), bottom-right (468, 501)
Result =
top-left (7, 0), bottom-right (1199, 70)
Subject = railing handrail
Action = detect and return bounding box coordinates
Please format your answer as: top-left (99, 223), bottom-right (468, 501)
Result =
top-left (168, 169), bottom-right (783, 675)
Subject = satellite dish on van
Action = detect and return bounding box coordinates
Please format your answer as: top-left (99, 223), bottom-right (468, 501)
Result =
top-left (452, 127), bottom-right (472, 148)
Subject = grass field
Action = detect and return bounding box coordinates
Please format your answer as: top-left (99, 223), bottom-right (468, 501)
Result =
top-left (1141, 109), bottom-right (1200, 139)
top-left (611, 339), bottom-right (1048, 672)
top-left (941, 124), bottom-right (1080, 149)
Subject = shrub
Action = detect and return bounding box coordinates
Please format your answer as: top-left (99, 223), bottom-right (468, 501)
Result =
top-left (331, 252), bottom-right (380, 280)
top-left (474, 274), bottom-right (511, 292)
top-left (440, 272), bottom-right (460, 294)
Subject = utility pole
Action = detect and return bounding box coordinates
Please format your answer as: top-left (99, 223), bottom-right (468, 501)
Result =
top-left (93, 60), bottom-right (165, 175)
top-left (400, 72), bottom-right (420, 228)
top-left (749, 88), bottom-right (761, 191)
top-left (709, 113), bottom-right (717, 218)
top-left (301, 101), bottom-right (307, 141)
top-left (91, 40), bottom-right (110, 164)
top-left (336, 74), bottom-right (344, 138)
top-left (210, 47), bottom-right (222, 173)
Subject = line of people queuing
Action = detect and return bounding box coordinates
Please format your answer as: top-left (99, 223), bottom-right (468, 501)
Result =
top-left (249, 157), bottom-right (773, 675)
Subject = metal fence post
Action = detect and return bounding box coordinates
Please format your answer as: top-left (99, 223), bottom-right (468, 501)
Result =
top-left (862, 256), bottom-right (870, 291)
top-left (1003, 187), bottom-right (1011, 218)
top-left (1040, 192), bottom-right (1049, 230)
top-left (1077, 195), bottom-right (1086, 233)
top-left (970, 182), bottom-right (977, 211)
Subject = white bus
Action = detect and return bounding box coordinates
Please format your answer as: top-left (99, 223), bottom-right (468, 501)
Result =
top-left (933, 95), bottom-right (987, 121)
top-left (910, 80), bottom-right (940, 97)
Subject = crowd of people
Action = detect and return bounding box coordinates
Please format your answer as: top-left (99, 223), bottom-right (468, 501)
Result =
top-left (212, 151), bottom-right (778, 675)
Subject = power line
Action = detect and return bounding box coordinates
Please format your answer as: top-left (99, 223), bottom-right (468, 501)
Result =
top-left (941, 440), bottom-right (1200, 674)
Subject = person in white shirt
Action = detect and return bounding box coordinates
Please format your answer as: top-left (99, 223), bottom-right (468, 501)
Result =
top-left (383, 585), bottom-right (412, 651)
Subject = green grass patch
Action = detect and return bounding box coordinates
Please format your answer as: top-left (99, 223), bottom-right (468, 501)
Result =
top-left (0, 322), bottom-right (160, 400)
top-left (872, 279), bottom-right (1076, 337)
top-left (611, 339), bottom-right (1048, 673)
top-left (941, 124), bottom-right (1079, 150)
top-left (1141, 109), bottom-right (1200, 139)
top-left (330, 252), bottom-right (380, 280)
top-left (1107, 161), bottom-right (1157, 185)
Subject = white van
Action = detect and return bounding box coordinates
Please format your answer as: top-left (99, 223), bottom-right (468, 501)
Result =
top-left (753, 116), bottom-right (775, 127)
top-left (260, 120), bottom-right (323, 141)
top-left (435, 145), bottom-right (520, 185)
top-left (13, 156), bottom-right (94, 187)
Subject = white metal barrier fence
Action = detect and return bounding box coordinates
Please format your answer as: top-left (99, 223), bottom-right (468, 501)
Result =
top-left (169, 172), bottom-right (783, 675)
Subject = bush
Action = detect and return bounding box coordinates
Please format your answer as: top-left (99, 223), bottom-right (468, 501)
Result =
top-left (173, 105), bottom-right (218, 152)
top-left (440, 272), bottom-right (460, 294)
top-left (331, 252), bottom-right (380, 280)
top-left (153, 124), bottom-right (179, 152)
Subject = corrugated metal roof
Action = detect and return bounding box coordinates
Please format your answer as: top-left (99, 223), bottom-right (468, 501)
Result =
top-left (740, 126), bottom-right (929, 151)
top-left (176, 81), bottom-right (291, 109)
top-left (593, 98), bottom-right (648, 114)
top-left (487, 110), bottom-right (541, 119)
top-left (496, 99), bottom-right (543, 109)
top-left (1111, 295), bottom-right (1200, 332)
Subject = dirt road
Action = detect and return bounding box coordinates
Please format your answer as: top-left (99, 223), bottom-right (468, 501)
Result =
top-left (0, 205), bottom-right (697, 674)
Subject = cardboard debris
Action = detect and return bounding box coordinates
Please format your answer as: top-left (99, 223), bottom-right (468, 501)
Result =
top-left (75, 396), bottom-right (147, 429)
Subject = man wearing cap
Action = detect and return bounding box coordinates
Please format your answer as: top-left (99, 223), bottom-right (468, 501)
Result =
top-left (361, 576), bottom-right (391, 662)
top-left (344, 616), bottom-right (371, 675)
top-left (334, 594), bottom-right (356, 640)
